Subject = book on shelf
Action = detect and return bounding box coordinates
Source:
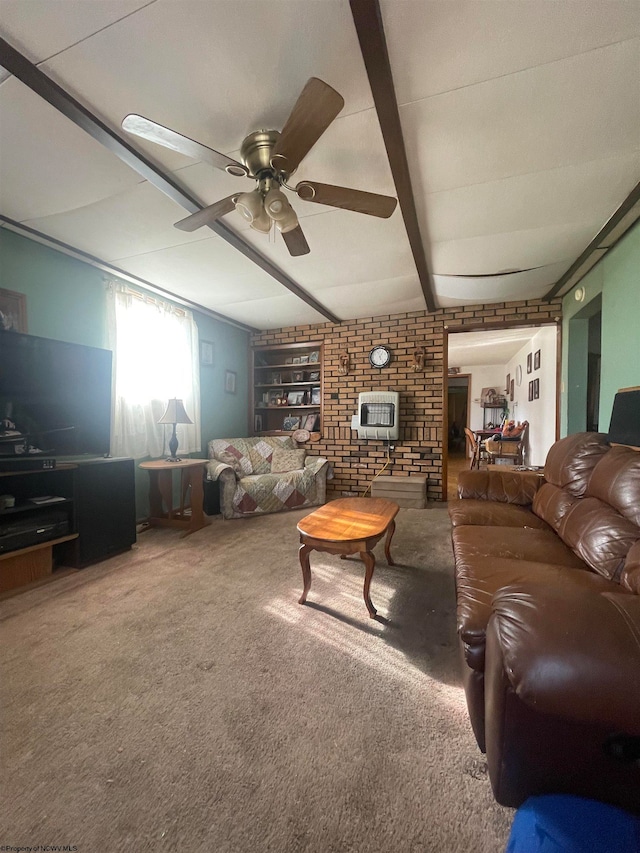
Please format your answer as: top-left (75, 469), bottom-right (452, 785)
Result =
top-left (28, 495), bottom-right (67, 505)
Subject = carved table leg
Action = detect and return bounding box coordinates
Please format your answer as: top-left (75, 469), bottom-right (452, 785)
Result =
top-left (384, 519), bottom-right (396, 566)
top-left (298, 542), bottom-right (313, 605)
top-left (360, 549), bottom-right (377, 618)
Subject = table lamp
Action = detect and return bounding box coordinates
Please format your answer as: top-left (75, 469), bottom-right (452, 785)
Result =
top-left (158, 398), bottom-right (192, 461)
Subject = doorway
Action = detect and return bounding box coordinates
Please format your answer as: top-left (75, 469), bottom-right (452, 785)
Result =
top-left (443, 323), bottom-right (561, 501)
top-left (446, 375), bottom-right (470, 500)
top-left (568, 294), bottom-right (602, 434)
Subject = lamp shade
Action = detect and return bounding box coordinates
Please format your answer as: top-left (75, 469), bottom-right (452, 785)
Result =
top-left (235, 189), bottom-right (263, 223)
top-left (275, 205), bottom-right (299, 234)
top-left (264, 187), bottom-right (290, 221)
top-left (158, 398), bottom-right (193, 425)
top-left (250, 207), bottom-right (272, 233)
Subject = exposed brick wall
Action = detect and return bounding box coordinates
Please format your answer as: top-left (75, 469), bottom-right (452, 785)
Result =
top-left (251, 298), bottom-right (562, 501)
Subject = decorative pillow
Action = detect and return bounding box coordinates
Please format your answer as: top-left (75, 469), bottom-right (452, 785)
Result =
top-left (217, 450), bottom-right (244, 474)
top-left (270, 448), bottom-right (306, 473)
top-left (501, 420), bottom-right (527, 440)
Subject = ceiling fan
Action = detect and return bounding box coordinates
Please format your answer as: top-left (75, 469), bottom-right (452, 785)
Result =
top-left (122, 78), bottom-right (398, 257)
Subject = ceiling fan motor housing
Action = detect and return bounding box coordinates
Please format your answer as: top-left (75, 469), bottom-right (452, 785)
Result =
top-left (240, 130), bottom-right (282, 178)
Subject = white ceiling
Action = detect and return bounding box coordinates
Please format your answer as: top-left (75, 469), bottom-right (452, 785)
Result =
top-left (448, 326), bottom-right (545, 368)
top-left (1, 1), bottom-right (639, 329)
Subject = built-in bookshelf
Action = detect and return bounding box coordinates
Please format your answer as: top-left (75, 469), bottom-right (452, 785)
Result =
top-left (251, 342), bottom-right (323, 436)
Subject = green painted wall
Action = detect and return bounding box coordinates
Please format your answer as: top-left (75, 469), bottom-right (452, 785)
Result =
top-left (561, 221), bottom-right (640, 435)
top-left (0, 229), bottom-right (250, 516)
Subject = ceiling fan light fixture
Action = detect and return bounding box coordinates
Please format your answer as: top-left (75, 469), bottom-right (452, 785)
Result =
top-left (235, 189), bottom-right (263, 223)
top-left (250, 208), bottom-right (273, 233)
top-left (264, 187), bottom-right (291, 221)
top-left (276, 207), bottom-right (299, 234)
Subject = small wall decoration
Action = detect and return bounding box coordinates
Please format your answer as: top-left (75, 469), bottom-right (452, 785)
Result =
top-left (506, 373), bottom-right (510, 396)
top-left (338, 351), bottom-right (350, 375)
top-left (224, 370), bottom-right (237, 394)
top-left (292, 370), bottom-right (304, 382)
top-left (309, 351), bottom-right (320, 363)
top-left (527, 353), bottom-right (532, 374)
top-left (510, 379), bottom-right (515, 402)
top-left (412, 346), bottom-right (426, 372)
top-left (533, 378), bottom-right (540, 400)
top-left (308, 371), bottom-right (320, 381)
top-left (534, 349), bottom-right (541, 370)
top-left (448, 366), bottom-right (460, 375)
top-left (480, 387), bottom-right (498, 406)
top-left (200, 340), bottom-right (214, 366)
top-left (0, 288), bottom-right (27, 332)
top-left (528, 381), bottom-right (534, 402)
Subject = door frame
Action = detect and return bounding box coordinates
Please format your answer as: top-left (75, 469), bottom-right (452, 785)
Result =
top-left (442, 320), bottom-right (562, 501)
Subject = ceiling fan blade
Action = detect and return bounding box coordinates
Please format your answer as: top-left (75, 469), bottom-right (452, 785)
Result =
top-left (271, 78), bottom-right (344, 174)
top-left (281, 224), bottom-right (310, 256)
top-left (296, 182), bottom-right (397, 218)
top-left (174, 195), bottom-right (238, 232)
top-left (122, 115), bottom-right (249, 176)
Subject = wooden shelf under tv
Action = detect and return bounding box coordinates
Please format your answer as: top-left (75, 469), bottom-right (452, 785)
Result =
top-left (251, 342), bottom-right (324, 437)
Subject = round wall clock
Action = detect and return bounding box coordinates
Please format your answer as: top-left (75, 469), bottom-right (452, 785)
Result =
top-left (369, 345), bottom-right (392, 368)
top-left (515, 364), bottom-right (523, 386)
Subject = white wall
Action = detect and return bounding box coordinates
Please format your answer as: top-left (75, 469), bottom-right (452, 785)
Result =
top-left (459, 365), bottom-right (506, 431)
top-left (505, 326), bottom-right (557, 466)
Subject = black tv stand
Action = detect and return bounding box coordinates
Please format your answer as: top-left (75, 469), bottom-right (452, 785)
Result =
top-left (0, 457), bottom-right (136, 594)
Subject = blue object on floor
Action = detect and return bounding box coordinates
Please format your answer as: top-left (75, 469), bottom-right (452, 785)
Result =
top-left (505, 795), bottom-right (640, 853)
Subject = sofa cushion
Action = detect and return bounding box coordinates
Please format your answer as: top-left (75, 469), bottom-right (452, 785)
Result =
top-left (209, 436), bottom-right (295, 476)
top-left (532, 482), bottom-right (578, 532)
top-left (270, 447), bottom-right (305, 473)
top-left (234, 469), bottom-right (321, 515)
top-left (621, 541), bottom-right (640, 594)
top-left (489, 581), bottom-right (640, 733)
top-left (543, 432), bottom-right (610, 496)
top-left (587, 445), bottom-right (640, 528)
top-left (559, 496), bottom-right (640, 581)
top-left (449, 499), bottom-right (549, 529)
top-left (456, 557), bottom-right (612, 671)
top-left (452, 525), bottom-right (588, 570)
top-left (457, 469), bottom-right (543, 505)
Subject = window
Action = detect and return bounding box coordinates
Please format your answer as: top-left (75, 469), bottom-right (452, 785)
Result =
top-left (107, 283), bottom-right (201, 458)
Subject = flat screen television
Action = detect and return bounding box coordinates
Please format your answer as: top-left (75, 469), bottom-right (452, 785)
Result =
top-left (0, 330), bottom-right (112, 458)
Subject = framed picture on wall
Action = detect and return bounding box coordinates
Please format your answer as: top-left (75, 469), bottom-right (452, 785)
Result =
top-left (506, 373), bottom-right (510, 396)
top-left (527, 352), bottom-right (532, 374)
top-left (510, 379), bottom-right (515, 402)
top-left (224, 370), bottom-right (237, 394)
top-left (0, 288), bottom-right (27, 332)
top-left (528, 381), bottom-right (534, 402)
top-left (534, 349), bottom-right (541, 370)
top-left (200, 340), bottom-right (214, 366)
top-left (533, 378), bottom-right (540, 399)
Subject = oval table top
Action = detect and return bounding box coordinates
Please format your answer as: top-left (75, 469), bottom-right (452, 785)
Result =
top-left (297, 497), bottom-right (399, 544)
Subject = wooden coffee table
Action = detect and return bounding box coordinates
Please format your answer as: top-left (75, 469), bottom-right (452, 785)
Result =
top-left (297, 497), bottom-right (399, 618)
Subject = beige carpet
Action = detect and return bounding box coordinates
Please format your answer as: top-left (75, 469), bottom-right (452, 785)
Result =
top-left (1, 504), bottom-right (512, 852)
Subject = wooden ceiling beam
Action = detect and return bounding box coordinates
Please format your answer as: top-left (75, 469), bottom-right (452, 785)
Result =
top-left (0, 37), bottom-right (341, 325)
top-left (544, 180), bottom-right (640, 301)
top-left (350, 0), bottom-right (437, 313)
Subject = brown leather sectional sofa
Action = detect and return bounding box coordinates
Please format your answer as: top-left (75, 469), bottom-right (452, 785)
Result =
top-left (449, 431), bottom-right (640, 814)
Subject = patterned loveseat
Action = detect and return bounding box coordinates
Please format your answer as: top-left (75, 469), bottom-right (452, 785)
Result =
top-left (207, 436), bottom-right (329, 519)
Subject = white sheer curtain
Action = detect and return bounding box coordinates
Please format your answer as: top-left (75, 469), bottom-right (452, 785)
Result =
top-left (106, 282), bottom-right (201, 459)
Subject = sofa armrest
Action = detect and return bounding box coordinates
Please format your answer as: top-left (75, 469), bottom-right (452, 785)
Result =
top-left (206, 460), bottom-right (237, 482)
top-left (304, 455), bottom-right (329, 475)
top-left (488, 581), bottom-right (640, 733)
top-left (457, 469), bottom-right (543, 505)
